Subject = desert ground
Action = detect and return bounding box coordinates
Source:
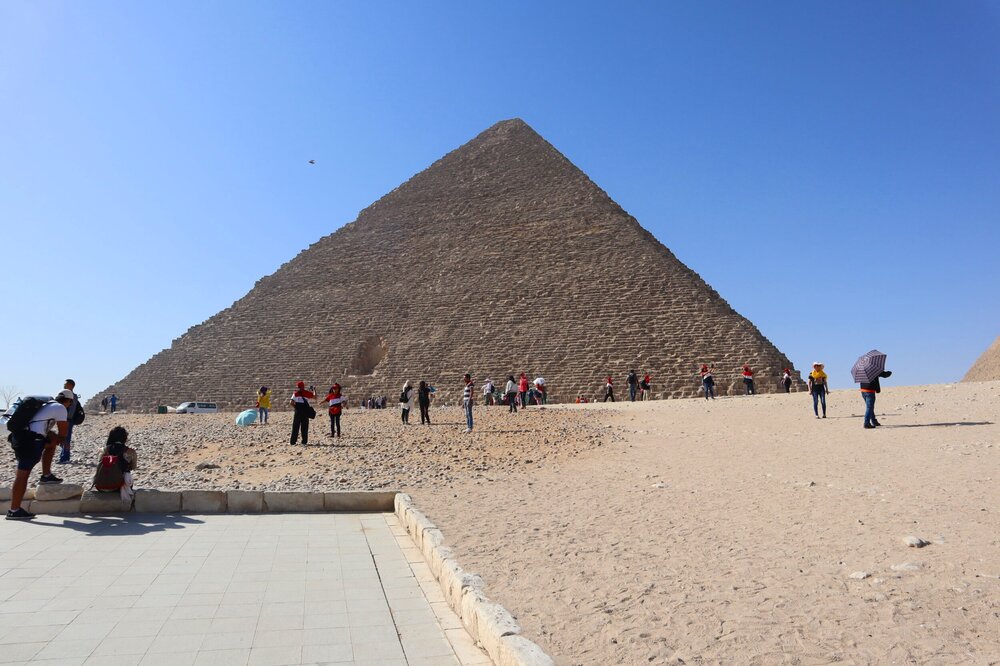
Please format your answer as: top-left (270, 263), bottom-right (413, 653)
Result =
top-left (4, 382), bottom-right (998, 664)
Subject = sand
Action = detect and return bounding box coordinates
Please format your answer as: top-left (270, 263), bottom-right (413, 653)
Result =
top-left (4, 382), bottom-right (998, 664)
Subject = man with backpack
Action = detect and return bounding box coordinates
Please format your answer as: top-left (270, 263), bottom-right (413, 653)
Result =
top-left (58, 379), bottom-right (84, 464)
top-left (6, 390), bottom-right (73, 520)
top-left (289, 381), bottom-right (316, 446)
top-left (626, 370), bottom-right (638, 402)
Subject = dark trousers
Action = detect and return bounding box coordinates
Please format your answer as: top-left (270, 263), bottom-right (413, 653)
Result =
top-left (401, 408), bottom-right (410, 424)
top-left (744, 378), bottom-right (755, 395)
top-left (862, 392), bottom-right (877, 427)
top-left (783, 379), bottom-right (791, 393)
top-left (419, 402), bottom-right (430, 424)
top-left (604, 387), bottom-right (615, 402)
top-left (518, 390), bottom-right (526, 408)
top-left (703, 381), bottom-right (715, 399)
top-left (812, 390), bottom-right (827, 417)
top-left (507, 392), bottom-right (517, 413)
top-left (291, 409), bottom-right (309, 445)
top-left (628, 385), bottom-right (636, 401)
top-left (329, 413), bottom-right (340, 437)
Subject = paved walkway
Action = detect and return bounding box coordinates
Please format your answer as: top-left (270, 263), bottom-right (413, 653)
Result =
top-left (0, 512), bottom-right (490, 665)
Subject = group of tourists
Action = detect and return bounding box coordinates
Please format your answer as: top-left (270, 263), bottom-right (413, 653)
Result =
top-left (602, 370), bottom-right (653, 402)
top-left (5, 381), bottom-right (136, 520)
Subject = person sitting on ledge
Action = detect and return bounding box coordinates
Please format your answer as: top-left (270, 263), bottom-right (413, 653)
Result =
top-left (93, 426), bottom-right (138, 502)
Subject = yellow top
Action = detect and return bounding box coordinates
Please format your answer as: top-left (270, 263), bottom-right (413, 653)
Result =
top-left (809, 370), bottom-right (827, 381)
top-left (257, 390), bottom-right (271, 409)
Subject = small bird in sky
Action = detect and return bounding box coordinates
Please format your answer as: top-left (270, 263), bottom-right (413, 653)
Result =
top-left (308, 159), bottom-right (316, 165)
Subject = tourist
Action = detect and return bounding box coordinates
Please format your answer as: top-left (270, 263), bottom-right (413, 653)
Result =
top-left (289, 381), bottom-right (315, 446)
top-left (399, 381), bottom-right (414, 424)
top-left (741, 364), bottom-right (756, 395)
top-left (93, 426), bottom-right (137, 503)
top-left (626, 370), bottom-right (638, 402)
top-left (257, 386), bottom-right (271, 425)
top-left (518, 372), bottom-right (529, 409)
top-left (101, 396), bottom-right (108, 412)
top-left (6, 389), bottom-right (73, 520)
top-left (482, 378), bottom-right (495, 406)
top-left (58, 378), bottom-right (80, 464)
top-left (109, 393), bottom-right (118, 413)
top-left (860, 369), bottom-right (892, 429)
top-left (462, 373), bottom-right (474, 432)
top-left (808, 362), bottom-right (829, 418)
top-left (504, 375), bottom-right (518, 413)
top-left (323, 383), bottom-right (345, 437)
top-left (700, 365), bottom-right (716, 400)
top-left (640, 373), bottom-right (652, 400)
top-left (782, 368), bottom-right (792, 393)
top-left (534, 377), bottom-right (547, 405)
top-left (604, 375), bottom-right (615, 402)
top-left (418, 380), bottom-right (432, 425)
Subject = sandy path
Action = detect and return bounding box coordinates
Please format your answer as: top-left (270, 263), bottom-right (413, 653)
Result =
top-left (416, 382), bottom-right (1000, 664)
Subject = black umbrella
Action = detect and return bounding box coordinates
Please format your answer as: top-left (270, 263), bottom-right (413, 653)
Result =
top-left (852, 349), bottom-right (887, 383)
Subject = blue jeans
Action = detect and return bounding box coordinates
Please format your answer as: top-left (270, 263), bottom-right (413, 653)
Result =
top-left (464, 400), bottom-right (473, 430)
top-left (703, 381), bottom-right (715, 399)
top-left (59, 422), bottom-right (74, 462)
top-left (812, 390), bottom-right (826, 417)
top-left (629, 385), bottom-right (636, 401)
top-left (258, 407), bottom-right (269, 424)
top-left (862, 392), bottom-right (877, 427)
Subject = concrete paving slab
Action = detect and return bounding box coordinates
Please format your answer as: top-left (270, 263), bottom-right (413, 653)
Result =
top-left (0, 512), bottom-right (489, 665)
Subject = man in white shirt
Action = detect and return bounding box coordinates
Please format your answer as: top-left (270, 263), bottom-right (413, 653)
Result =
top-left (6, 390), bottom-right (72, 520)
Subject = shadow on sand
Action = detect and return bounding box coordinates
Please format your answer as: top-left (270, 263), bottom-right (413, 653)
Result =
top-left (882, 421), bottom-right (993, 429)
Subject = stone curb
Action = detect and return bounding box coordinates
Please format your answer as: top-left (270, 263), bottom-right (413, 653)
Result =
top-left (394, 493), bottom-right (555, 666)
top-left (2, 487), bottom-right (398, 515)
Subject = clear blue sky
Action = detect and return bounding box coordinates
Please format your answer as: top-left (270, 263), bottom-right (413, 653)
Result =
top-left (2, 1), bottom-right (998, 403)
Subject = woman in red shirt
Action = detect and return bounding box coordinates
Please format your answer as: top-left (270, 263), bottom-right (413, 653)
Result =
top-left (323, 383), bottom-right (346, 438)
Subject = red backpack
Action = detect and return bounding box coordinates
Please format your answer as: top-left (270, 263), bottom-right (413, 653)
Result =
top-left (94, 454), bottom-right (125, 492)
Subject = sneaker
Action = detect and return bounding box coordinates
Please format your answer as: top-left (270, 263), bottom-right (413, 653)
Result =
top-left (465, 428), bottom-right (472, 433)
top-left (822, 415), bottom-right (827, 419)
top-left (864, 424), bottom-right (876, 429)
top-left (6, 508), bottom-right (35, 520)
top-left (872, 420), bottom-right (882, 427)
top-left (38, 474), bottom-right (63, 484)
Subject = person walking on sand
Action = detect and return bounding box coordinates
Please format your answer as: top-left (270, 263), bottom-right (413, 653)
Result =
top-left (257, 386), bottom-right (271, 425)
top-left (700, 365), bottom-right (716, 400)
top-left (518, 372), bottom-right (529, 409)
top-left (482, 378), bottom-right (495, 406)
top-left (462, 373), bottom-right (474, 433)
top-left (289, 381), bottom-right (315, 446)
top-left (418, 381), bottom-right (432, 425)
top-left (603, 375), bottom-right (615, 402)
top-left (504, 375), bottom-right (518, 413)
top-left (741, 364), bottom-right (756, 395)
top-left (782, 368), bottom-right (792, 393)
top-left (109, 393), bottom-right (118, 413)
top-left (58, 379), bottom-right (81, 464)
top-left (860, 369), bottom-right (892, 429)
top-left (626, 370), bottom-right (638, 402)
top-left (323, 383), bottom-right (345, 438)
top-left (399, 381), bottom-right (414, 424)
top-left (808, 362), bottom-right (829, 418)
top-left (640, 373), bottom-right (651, 400)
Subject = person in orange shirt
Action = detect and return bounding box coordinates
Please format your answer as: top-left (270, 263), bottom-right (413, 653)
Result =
top-left (323, 383), bottom-right (346, 438)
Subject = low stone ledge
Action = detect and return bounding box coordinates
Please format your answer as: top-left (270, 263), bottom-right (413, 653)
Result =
top-left (35, 483), bottom-right (84, 502)
top-left (394, 494), bottom-right (554, 665)
top-left (181, 490), bottom-right (227, 513)
top-left (323, 491), bottom-right (396, 512)
top-left (25, 498), bottom-right (82, 514)
top-left (134, 490), bottom-right (181, 513)
top-left (228, 490), bottom-right (263, 513)
top-left (264, 491), bottom-right (324, 512)
top-left (0, 487), bottom-right (34, 502)
top-left (80, 491), bottom-right (132, 513)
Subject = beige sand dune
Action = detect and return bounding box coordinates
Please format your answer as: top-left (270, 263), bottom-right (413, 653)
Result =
top-left (418, 382), bottom-right (1000, 664)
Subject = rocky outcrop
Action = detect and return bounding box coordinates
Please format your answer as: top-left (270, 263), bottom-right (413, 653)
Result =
top-left (88, 119), bottom-right (803, 411)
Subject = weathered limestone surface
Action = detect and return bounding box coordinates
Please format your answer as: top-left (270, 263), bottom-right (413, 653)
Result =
top-left (963, 335), bottom-right (1000, 381)
top-left (26, 499), bottom-right (81, 514)
top-left (134, 489), bottom-right (181, 512)
top-left (87, 119), bottom-right (804, 410)
top-left (34, 483), bottom-right (84, 502)
top-left (264, 491), bottom-right (324, 512)
top-left (323, 491), bottom-right (395, 512)
top-left (227, 490), bottom-right (264, 513)
top-left (181, 490), bottom-right (227, 512)
top-left (79, 491), bottom-right (131, 513)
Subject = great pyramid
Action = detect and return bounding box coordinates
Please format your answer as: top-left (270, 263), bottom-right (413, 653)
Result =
top-left (90, 119), bottom-right (803, 411)
top-left (962, 335), bottom-right (1000, 382)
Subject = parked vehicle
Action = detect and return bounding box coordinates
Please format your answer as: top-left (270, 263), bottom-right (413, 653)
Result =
top-left (176, 401), bottom-right (218, 414)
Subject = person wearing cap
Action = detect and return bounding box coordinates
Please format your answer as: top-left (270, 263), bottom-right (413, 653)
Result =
top-left (781, 368), bottom-right (792, 394)
top-left (58, 379), bottom-right (80, 464)
top-left (741, 364), bottom-right (756, 395)
top-left (323, 384), bottom-right (345, 438)
top-left (6, 390), bottom-right (72, 520)
top-left (288, 381), bottom-right (315, 445)
top-left (807, 363), bottom-right (829, 418)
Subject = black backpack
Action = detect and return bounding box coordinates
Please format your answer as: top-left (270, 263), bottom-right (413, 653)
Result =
top-left (399, 390), bottom-right (408, 403)
top-left (6, 397), bottom-right (48, 434)
top-left (72, 401), bottom-right (85, 426)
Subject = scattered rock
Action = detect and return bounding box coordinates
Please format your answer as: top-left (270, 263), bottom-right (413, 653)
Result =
top-left (904, 536), bottom-right (930, 548)
top-left (891, 562), bottom-right (921, 572)
top-left (651, 482), bottom-right (667, 489)
top-left (849, 571), bottom-right (871, 580)
top-left (195, 462), bottom-right (221, 470)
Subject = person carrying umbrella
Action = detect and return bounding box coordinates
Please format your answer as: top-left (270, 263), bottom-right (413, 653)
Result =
top-left (852, 350), bottom-right (892, 429)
